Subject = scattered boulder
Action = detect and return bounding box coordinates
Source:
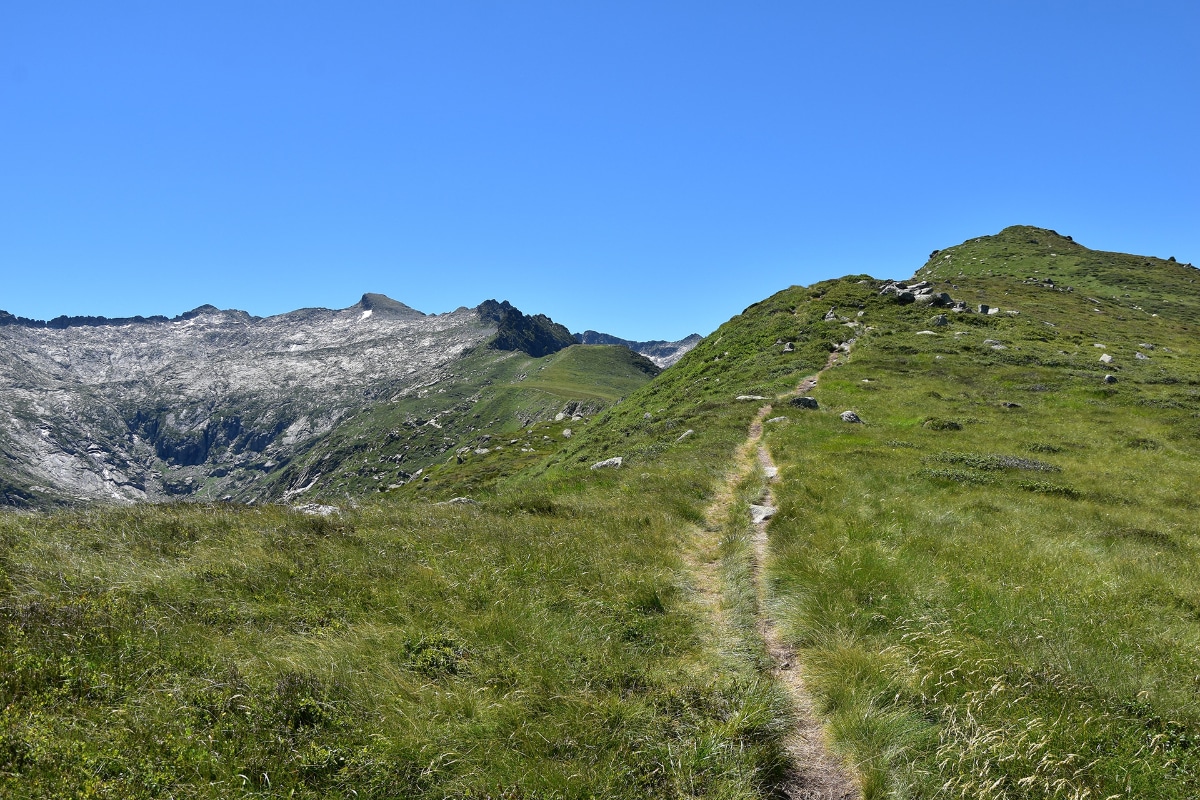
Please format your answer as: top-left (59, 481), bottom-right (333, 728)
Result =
top-left (790, 396), bottom-right (819, 410)
top-left (1099, 353), bottom-right (1113, 364)
top-left (590, 457), bottom-right (623, 470)
top-left (987, 307), bottom-right (1000, 315)
top-left (474, 447), bottom-right (491, 455)
top-left (676, 429), bottom-right (695, 441)
top-left (824, 307), bottom-right (838, 321)
top-left (736, 395), bottom-right (768, 401)
top-left (294, 503), bottom-right (339, 516)
top-left (749, 504), bottom-right (777, 524)
top-left (930, 314), bottom-right (948, 327)
top-left (1135, 352), bottom-right (1150, 361)
top-left (1103, 374), bottom-right (1118, 384)
top-left (782, 342), bottom-right (794, 352)
top-left (562, 428), bottom-right (572, 438)
top-left (643, 412), bottom-right (652, 419)
top-left (840, 410), bottom-right (862, 423)
top-left (436, 497), bottom-right (479, 506)
top-left (978, 304), bottom-right (990, 314)
top-left (765, 416), bottom-right (789, 424)
top-left (915, 330), bottom-right (937, 335)
top-left (1139, 343), bottom-right (1155, 350)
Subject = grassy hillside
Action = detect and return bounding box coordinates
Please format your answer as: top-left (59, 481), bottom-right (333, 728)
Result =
top-left (251, 343), bottom-right (658, 502)
top-left (2, 226), bottom-right (1198, 798)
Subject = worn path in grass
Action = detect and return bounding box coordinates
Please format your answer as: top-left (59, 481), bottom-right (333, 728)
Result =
top-left (698, 353), bottom-right (860, 799)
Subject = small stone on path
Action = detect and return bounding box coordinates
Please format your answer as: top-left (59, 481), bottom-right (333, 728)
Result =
top-left (750, 504), bottom-right (777, 524)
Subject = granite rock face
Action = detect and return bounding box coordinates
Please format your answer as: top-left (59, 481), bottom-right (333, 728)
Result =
top-left (0, 294), bottom-right (498, 506)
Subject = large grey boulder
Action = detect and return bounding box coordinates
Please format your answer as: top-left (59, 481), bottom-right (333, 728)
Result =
top-left (840, 410), bottom-right (862, 423)
top-left (590, 457), bottom-right (623, 470)
top-left (790, 396), bottom-right (819, 409)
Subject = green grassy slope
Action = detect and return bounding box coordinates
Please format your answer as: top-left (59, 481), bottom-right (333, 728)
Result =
top-left (3, 226), bottom-right (1198, 799)
top-left (752, 228), bottom-right (1200, 798)
top-left (249, 343), bottom-right (658, 502)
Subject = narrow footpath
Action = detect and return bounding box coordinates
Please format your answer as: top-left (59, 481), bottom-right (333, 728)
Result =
top-left (701, 354), bottom-right (860, 799)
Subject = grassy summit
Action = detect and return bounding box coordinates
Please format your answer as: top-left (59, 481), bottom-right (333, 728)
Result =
top-left (2, 227), bottom-right (1198, 798)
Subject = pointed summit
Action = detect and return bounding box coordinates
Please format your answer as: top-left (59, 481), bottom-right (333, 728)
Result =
top-left (354, 293), bottom-right (425, 317)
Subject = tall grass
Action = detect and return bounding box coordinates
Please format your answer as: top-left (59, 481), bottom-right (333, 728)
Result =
top-left (763, 287), bottom-right (1200, 798)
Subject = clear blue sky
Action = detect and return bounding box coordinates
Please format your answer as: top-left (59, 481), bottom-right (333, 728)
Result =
top-left (1, 2), bottom-right (1196, 340)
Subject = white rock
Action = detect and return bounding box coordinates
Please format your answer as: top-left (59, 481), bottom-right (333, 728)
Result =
top-left (590, 457), bottom-right (623, 470)
top-left (749, 504), bottom-right (777, 524)
top-left (293, 503), bottom-right (339, 516)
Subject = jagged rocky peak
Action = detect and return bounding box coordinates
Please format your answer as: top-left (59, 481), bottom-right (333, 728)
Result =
top-left (355, 293), bottom-right (426, 318)
top-left (477, 299), bottom-right (576, 358)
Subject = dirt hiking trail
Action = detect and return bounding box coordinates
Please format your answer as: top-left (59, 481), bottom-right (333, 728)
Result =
top-left (701, 354), bottom-right (860, 799)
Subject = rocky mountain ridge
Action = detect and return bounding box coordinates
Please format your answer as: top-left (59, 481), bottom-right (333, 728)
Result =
top-left (0, 294), bottom-right (657, 507)
top-left (573, 330), bottom-right (702, 367)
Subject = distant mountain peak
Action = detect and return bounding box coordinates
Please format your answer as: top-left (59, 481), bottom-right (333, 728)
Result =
top-left (573, 330), bottom-right (702, 368)
top-left (355, 293), bottom-right (426, 317)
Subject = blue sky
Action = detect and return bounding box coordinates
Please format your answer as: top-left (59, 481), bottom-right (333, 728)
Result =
top-left (1, 2), bottom-right (1196, 340)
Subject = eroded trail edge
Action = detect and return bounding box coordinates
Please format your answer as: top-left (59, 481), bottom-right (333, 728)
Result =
top-left (704, 363), bottom-right (860, 799)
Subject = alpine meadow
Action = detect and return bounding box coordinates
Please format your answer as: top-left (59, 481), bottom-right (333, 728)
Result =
top-left (3, 225), bottom-right (1200, 799)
